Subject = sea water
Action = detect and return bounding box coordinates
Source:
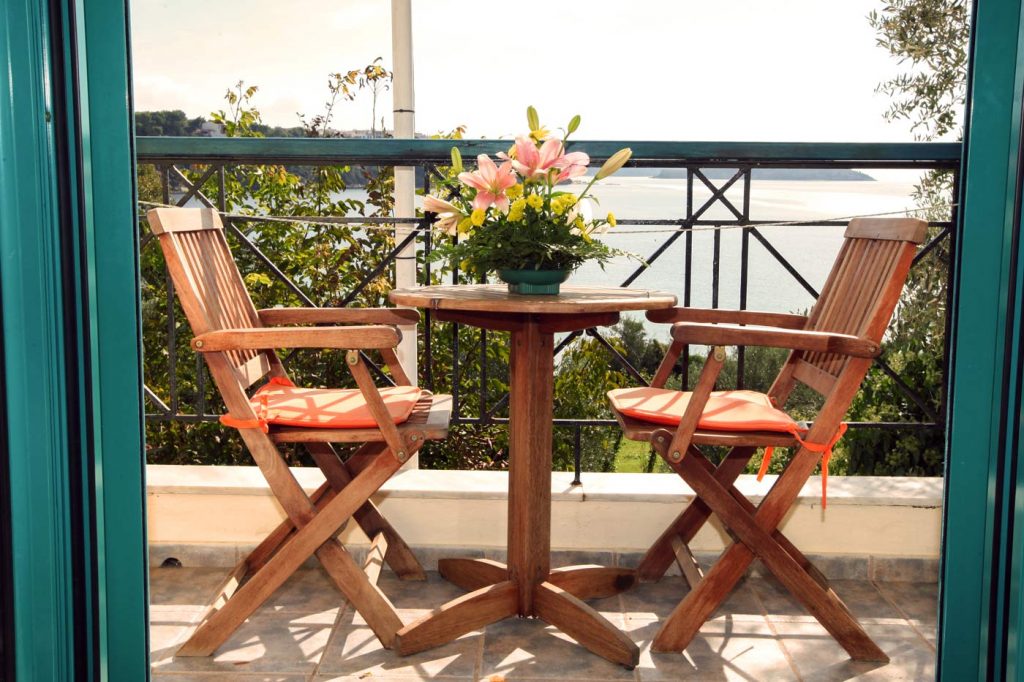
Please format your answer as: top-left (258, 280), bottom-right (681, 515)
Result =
top-left (566, 175), bottom-right (922, 340)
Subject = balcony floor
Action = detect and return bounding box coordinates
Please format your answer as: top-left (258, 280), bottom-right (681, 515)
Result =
top-left (149, 566), bottom-right (937, 681)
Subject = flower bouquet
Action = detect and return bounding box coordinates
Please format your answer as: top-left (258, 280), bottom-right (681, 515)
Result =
top-left (423, 107), bottom-right (634, 295)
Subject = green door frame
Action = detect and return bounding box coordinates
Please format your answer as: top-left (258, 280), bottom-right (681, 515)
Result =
top-left (940, 0), bottom-right (1024, 678)
top-left (0, 0), bottom-right (147, 678)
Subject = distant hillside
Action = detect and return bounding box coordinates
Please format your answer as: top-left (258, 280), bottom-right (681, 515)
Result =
top-left (652, 168), bottom-right (874, 181)
top-left (135, 110), bottom-right (412, 187)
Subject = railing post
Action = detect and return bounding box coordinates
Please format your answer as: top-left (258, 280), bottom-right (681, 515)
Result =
top-left (391, 0), bottom-right (419, 471)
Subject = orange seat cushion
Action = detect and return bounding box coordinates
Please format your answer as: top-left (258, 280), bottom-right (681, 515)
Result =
top-left (608, 387), bottom-right (800, 433)
top-left (251, 383), bottom-right (423, 429)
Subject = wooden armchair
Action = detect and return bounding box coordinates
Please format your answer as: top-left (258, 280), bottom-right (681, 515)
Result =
top-left (607, 217), bottom-right (928, 662)
top-left (147, 207), bottom-right (452, 656)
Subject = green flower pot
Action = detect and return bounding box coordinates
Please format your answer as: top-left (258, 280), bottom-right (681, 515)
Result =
top-left (497, 268), bottom-right (570, 295)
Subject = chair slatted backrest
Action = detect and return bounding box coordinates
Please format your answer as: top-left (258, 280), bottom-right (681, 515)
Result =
top-left (148, 207), bottom-right (274, 389)
top-left (778, 218), bottom-right (928, 398)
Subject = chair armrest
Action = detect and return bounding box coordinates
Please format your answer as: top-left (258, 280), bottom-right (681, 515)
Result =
top-left (670, 322), bottom-right (880, 358)
top-left (647, 307), bottom-right (808, 330)
top-left (191, 326), bottom-right (401, 352)
top-left (257, 307), bottom-right (420, 326)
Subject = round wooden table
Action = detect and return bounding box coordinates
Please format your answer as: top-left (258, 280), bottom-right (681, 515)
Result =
top-left (388, 284), bottom-right (677, 668)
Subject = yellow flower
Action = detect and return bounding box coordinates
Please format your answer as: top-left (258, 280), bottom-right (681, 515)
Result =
top-left (470, 208), bottom-right (486, 227)
top-left (526, 195), bottom-right (544, 211)
top-left (529, 127), bottom-right (551, 143)
top-left (508, 198), bottom-right (526, 222)
top-left (457, 217), bottom-right (474, 234)
top-left (506, 184), bottom-right (523, 200)
top-left (607, 212), bottom-right (617, 227)
top-left (552, 194), bottom-right (577, 215)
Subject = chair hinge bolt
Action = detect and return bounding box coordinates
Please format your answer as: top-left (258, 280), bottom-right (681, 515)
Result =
top-left (713, 346), bottom-right (726, 362)
top-left (346, 350), bottom-right (359, 365)
top-left (396, 450), bottom-right (407, 462)
top-left (194, 340), bottom-right (203, 349)
top-left (670, 450), bottom-right (682, 462)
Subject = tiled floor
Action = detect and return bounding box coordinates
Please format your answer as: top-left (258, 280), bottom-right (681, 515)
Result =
top-left (149, 566), bottom-right (937, 681)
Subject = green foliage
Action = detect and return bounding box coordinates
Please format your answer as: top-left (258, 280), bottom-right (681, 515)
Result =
top-left (553, 337), bottom-right (629, 472)
top-left (431, 200), bottom-right (625, 274)
top-left (414, 324), bottom-right (510, 470)
top-left (135, 109), bottom-right (205, 136)
top-left (142, 71), bottom-right (401, 466)
top-left (868, 0), bottom-right (969, 140)
top-left (301, 57), bottom-right (393, 137)
top-left (841, 0), bottom-right (968, 476)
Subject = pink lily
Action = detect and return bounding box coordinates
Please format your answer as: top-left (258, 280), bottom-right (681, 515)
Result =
top-left (502, 136), bottom-right (566, 179)
top-left (422, 195), bottom-right (464, 235)
top-left (458, 154), bottom-right (516, 211)
top-left (554, 150), bottom-right (590, 182)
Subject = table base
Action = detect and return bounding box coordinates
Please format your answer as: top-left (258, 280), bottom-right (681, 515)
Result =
top-left (394, 558), bottom-right (640, 668)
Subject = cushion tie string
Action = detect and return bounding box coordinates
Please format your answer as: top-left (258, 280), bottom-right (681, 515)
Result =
top-left (218, 375), bottom-right (295, 432)
top-left (755, 422), bottom-right (848, 508)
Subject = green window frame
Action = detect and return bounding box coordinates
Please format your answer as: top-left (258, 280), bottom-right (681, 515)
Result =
top-left (0, 0), bottom-right (147, 678)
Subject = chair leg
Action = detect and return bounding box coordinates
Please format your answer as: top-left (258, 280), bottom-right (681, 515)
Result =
top-left (686, 447), bottom-right (831, 589)
top-left (177, 448), bottom-right (406, 656)
top-left (654, 450), bottom-right (888, 662)
top-left (637, 446), bottom-right (755, 582)
top-left (247, 481), bottom-right (335, 572)
top-left (305, 441), bottom-right (426, 580)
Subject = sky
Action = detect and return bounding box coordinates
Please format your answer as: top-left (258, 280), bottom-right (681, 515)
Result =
top-left (131, 0), bottom-right (927, 143)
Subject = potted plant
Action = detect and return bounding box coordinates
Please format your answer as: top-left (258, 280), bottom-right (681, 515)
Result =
top-left (423, 107), bottom-right (634, 295)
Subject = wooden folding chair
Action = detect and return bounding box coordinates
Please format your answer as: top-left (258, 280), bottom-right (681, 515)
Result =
top-left (148, 207), bottom-right (452, 656)
top-left (607, 217), bottom-right (928, 662)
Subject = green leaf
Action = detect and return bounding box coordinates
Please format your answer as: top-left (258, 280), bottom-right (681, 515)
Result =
top-left (526, 105), bottom-right (540, 131)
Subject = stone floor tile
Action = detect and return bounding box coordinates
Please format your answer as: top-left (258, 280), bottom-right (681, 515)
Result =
top-left (318, 677), bottom-right (474, 682)
top-left (150, 610), bottom-right (203, 664)
top-left (753, 578), bottom-right (904, 623)
top-left (876, 582), bottom-right (939, 624)
top-left (771, 620), bottom-right (936, 681)
top-left (149, 567), bottom-right (231, 612)
top-left (149, 671), bottom-right (305, 675)
top-left (625, 617), bottom-right (797, 681)
top-left (621, 576), bottom-right (763, 622)
top-left (151, 610), bottom-right (336, 675)
top-left (261, 568), bottom-right (347, 617)
top-left (149, 570), bottom-right (940, 681)
top-left (386, 572), bottom-right (469, 610)
top-left (317, 609), bottom-right (481, 679)
top-left (875, 581), bottom-right (939, 647)
top-left (479, 614), bottom-right (637, 681)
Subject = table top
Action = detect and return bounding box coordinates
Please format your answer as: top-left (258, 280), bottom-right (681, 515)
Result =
top-left (389, 284), bottom-right (677, 315)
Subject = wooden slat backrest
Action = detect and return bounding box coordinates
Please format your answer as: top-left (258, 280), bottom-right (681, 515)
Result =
top-left (148, 207), bottom-right (273, 388)
top-left (774, 217), bottom-right (928, 400)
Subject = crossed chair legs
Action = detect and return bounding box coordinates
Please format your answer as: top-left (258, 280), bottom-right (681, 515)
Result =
top-left (637, 440), bottom-right (888, 662)
top-left (177, 440), bottom-right (425, 657)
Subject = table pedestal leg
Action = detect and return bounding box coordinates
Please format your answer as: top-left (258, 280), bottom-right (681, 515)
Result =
top-left (507, 321), bottom-right (553, 616)
top-left (396, 320), bottom-right (638, 668)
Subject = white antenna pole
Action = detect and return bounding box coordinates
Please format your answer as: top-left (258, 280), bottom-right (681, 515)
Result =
top-left (391, 0), bottom-right (418, 387)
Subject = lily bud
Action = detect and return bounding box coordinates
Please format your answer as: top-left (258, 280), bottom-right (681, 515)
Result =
top-left (450, 147), bottom-right (463, 174)
top-left (567, 114), bottom-right (581, 134)
top-left (527, 105), bottom-right (540, 132)
top-left (595, 148), bottom-right (632, 180)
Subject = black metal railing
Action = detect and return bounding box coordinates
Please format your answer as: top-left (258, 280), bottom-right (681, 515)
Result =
top-left (136, 136), bottom-right (961, 481)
